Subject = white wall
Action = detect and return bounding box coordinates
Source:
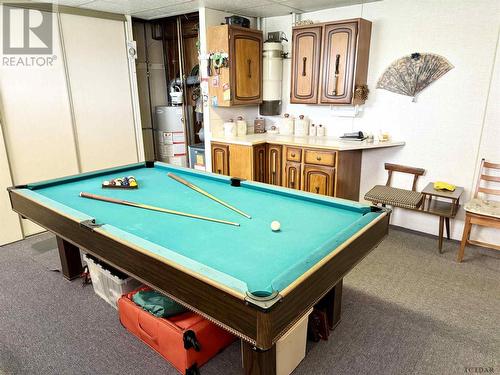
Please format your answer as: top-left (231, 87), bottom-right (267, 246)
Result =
top-left (260, 0), bottom-right (500, 243)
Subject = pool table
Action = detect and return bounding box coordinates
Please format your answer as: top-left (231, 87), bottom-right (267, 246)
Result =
top-left (8, 161), bottom-right (390, 374)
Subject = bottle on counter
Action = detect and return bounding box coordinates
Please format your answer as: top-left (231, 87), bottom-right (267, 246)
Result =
top-left (223, 119), bottom-right (236, 137)
top-left (317, 124), bottom-right (325, 136)
top-left (236, 116), bottom-right (247, 136)
top-left (294, 115), bottom-right (309, 136)
top-left (279, 113), bottom-right (294, 135)
top-left (254, 117), bottom-right (266, 133)
top-left (309, 123), bottom-right (317, 136)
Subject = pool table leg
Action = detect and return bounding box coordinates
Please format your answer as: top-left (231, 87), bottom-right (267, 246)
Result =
top-left (56, 237), bottom-right (83, 281)
top-left (317, 278), bottom-right (343, 330)
top-left (241, 341), bottom-right (276, 375)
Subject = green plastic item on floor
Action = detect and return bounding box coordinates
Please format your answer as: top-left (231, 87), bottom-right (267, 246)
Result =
top-left (132, 290), bottom-right (187, 318)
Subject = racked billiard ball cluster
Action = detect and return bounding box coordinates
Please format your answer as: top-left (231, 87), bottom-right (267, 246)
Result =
top-left (102, 176), bottom-right (138, 189)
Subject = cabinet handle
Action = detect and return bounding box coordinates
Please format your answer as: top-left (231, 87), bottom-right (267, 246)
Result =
top-left (302, 57), bottom-right (307, 76)
top-left (315, 186), bottom-right (320, 194)
top-left (290, 169), bottom-right (295, 187)
top-left (247, 59), bottom-right (252, 78)
top-left (291, 153), bottom-right (296, 157)
top-left (316, 156), bottom-right (322, 161)
top-left (217, 169), bottom-right (221, 174)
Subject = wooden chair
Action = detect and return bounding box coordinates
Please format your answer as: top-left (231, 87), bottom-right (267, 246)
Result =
top-left (457, 159), bottom-right (500, 262)
top-left (364, 163), bottom-right (426, 209)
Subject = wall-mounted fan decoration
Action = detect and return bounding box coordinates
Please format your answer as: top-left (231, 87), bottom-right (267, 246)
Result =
top-left (376, 53), bottom-right (453, 102)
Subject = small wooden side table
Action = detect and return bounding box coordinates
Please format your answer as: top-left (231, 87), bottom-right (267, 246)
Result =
top-left (419, 182), bottom-right (464, 253)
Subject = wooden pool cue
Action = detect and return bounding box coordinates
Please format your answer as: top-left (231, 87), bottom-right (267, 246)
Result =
top-left (79, 192), bottom-right (240, 227)
top-left (167, 172), bottom-right (252, 219)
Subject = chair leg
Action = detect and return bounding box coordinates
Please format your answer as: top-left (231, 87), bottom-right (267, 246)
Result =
top-left (445, 217), bottom-right (450, 240)
top-left (457, 215), bottom-right (472, 263)
top-left (438, 216), bottom-right (444, 253)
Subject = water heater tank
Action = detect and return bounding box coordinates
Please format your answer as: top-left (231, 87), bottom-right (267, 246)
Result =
top-left (260, 42), bottom-right (283, 116)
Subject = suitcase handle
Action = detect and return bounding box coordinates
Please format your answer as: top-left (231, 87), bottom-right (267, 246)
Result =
top-left (137, 316), bottom-right (158, 343)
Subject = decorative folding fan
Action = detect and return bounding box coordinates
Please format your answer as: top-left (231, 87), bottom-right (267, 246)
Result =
top-left (376, 53), bottom-right (453, 102)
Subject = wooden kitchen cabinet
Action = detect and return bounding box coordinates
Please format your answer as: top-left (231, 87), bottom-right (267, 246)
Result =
top-left (291, 18), bottom-right (372, 105)
top-left (284, 162), bottom-right (301, 190)
top-left (211, 143), bottom-right (229, 175)
top-left (207, 25), bottom-right (263, 106)
top-left (253, 144), bottom-right (267, 183)
top-left (303, 165), bottom-right (335, 196)
top-left (211, 142), bottom-right (362, 201)
top-left (266, 144), bottom-right (282, 186)
top-left (290, 26), bottom-right (322, 104)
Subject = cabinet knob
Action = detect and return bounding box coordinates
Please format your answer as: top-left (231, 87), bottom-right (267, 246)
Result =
top-left (291, 153), bottom-right (296, 157)
top-left (316, 156), bottom-right (322, 161)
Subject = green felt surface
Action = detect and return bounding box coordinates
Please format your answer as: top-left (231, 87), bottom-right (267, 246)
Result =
top-left (24, 163), bottom-right (381, 294)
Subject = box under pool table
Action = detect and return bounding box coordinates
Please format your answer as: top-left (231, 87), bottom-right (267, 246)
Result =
top-left (8, 161), bottom-right (390, 374)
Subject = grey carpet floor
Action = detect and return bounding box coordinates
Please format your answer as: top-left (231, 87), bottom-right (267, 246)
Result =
top-left (0, 228), bottom-right (499, 375)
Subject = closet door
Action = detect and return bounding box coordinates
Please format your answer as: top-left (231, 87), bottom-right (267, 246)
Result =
top-left (0, 10), bottom-right (79, 236)
top-left (0, 125), bottom-right (23, 245)
top-left (60, 14), bottom-right (139, 172)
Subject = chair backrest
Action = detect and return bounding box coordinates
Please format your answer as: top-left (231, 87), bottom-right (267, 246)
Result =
top-left (474, 159), bottom-right (500, 199)
top-left (384, 163), bottom-right (426, 191)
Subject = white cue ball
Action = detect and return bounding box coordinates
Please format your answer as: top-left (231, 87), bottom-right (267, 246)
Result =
top-left (271, 221), bottom-right (281, 232)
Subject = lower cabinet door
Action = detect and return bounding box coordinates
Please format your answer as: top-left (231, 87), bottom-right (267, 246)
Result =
top-left (211, 143), bottom-right (229, 175)
top-left (253, 144), bottom-right (267, 183)
top-left (303, 165), bottom-right (335, 196)
top-left (266, 144), bottom-right (282, 186)
top-left (284, 162), bottom-right (301, 190)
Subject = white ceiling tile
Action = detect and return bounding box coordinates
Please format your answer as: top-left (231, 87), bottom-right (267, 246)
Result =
top-left (279, 0), bottom-right (379, 12)
top-left (132, 1), bottom-right (199, 19)
top-left (34, 0), bottom-right (93, 6)
top-left (200, 0), bottom-right (274, 12)
top-left (234, 3), bottom-right (296, 17)
top-left (79, 0), bottom-right (194, 15)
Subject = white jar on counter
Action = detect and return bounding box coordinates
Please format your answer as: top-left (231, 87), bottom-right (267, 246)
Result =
top-left (294, 115), bottom-right (309, 136)
top-left (224, 119), bottom-right (236, 137)
top-left (211, 121), bottom-right (224, 137)
top-left (317, 124), bottom-right (325, 136)
top-left (279, 113), bottom-right (294, 135)
top-left (309, 123), bottom-right (317, 136)
top-left (236, 116), bottom-right (247, 136)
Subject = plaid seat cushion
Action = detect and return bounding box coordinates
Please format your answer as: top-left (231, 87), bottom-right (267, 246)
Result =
top-left (464, 198), bottom-right (500, 219)
top-left (364, 185), bottom-right (423, 209)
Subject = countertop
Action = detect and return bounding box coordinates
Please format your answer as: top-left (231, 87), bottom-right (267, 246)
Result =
top-left (210, 133), bottom-right (405, 151)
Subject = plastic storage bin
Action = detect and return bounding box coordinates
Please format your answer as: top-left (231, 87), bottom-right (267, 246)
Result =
top-left (276, 308), bottom-right (313, 375)
top-left (84, 254), bottom-right (141, 309)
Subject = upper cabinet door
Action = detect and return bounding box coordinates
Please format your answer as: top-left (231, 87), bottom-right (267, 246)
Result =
top-left (290, 26), bottom-right (322, 104)
top-left (231, 28), bottom-right (263, 105)
top-left (320, 22), bottom-right (358, 104)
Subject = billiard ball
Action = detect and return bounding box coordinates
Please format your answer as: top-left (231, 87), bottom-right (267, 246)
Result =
top-left (103, 180), bottom-right (110, 186)
top-left (271, 221), bottom-right (281, 232)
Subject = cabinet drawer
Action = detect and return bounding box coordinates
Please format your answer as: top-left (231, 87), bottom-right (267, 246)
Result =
top-left (286, 147), bottom-right (302, 162)
top-left (304, 149), bottom-right (336, 167)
